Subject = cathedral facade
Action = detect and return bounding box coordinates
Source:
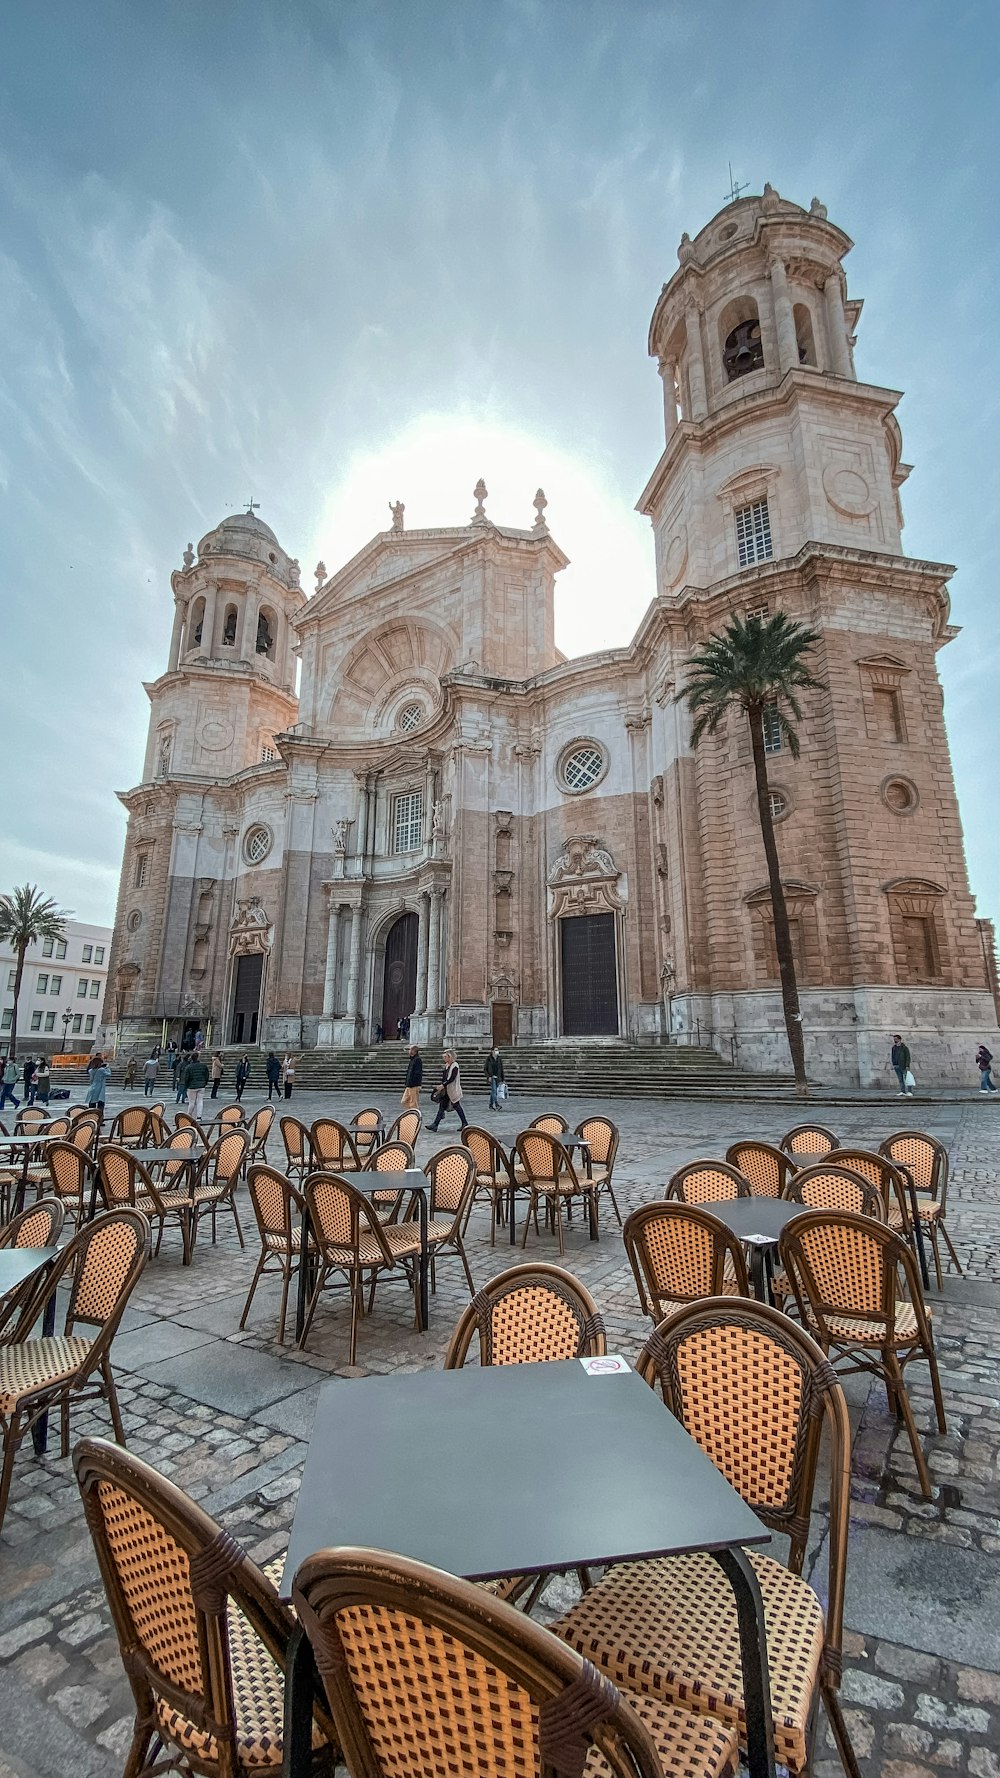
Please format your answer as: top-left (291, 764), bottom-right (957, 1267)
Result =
top-left (103, 188), bottom-right (994, 1087)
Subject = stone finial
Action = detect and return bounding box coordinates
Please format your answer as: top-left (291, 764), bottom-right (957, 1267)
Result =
top-left (182, 542), bottom-right (194, 569)
top-left (389, 499), bottom-right (405, 532)
top-left (810, 196), bottom-right (828, 219)
top-left (532, 488), bottom-right (548, 534)
top-left (677, 231), bottom-right (695, 264)
top-left (472, 478), bottom-right (489, 522)
top-left (761, 182), bottom-right (780, 211)
top-left (289, 558), bottom-right (300, 587)
top-left (314, 561), bottom-right (326, 589)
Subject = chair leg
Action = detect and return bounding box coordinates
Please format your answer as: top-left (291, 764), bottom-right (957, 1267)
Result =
top-left (103, 1358), bottom-right (127, 1445)
top-left (822, 1684), bottom-right (864, 1778)
top-left (239, 1252), bottom-right (267, 1329)
top-left (457, 1239), bottom-right (475, 1295)
top-left (521, 1193), bottom-right (535, 1248)
top-left (348, 1271), bottom-right (361, 1366)
top-left (938, 1220), bottom-right (963, 1276)
top-left (0, 1420), bottom-right (21, 1538)
top-left (277, 1264), bottom-right (291, 1346)
top-left (924, 1344), bottom-right (948, 1435)
top-left (605, 1181), bottom-right (623, 1226)
top-left (887, 1351), bottom-right (932, 1496)
top-left (60, 1397), bottom-right (70, 1459)
top-left (122, 1722), bottom-right (156, 1778)
top-left (297, 1264), bottom-right (329, 1350)
top-left (230, 1197), bottom-right (245, 1249)
top-left (928, 1223), bottom-right (944, 1291)
top-left (555, 1196), bottom-right (565, 1256)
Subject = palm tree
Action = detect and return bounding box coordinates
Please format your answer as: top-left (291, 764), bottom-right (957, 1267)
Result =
top-left (677, 612), bottom-right (824, 1088)
top-left (0, 885), bottom-right (72, 1062)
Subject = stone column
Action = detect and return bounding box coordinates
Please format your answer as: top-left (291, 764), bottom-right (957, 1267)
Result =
top-left (658, 357), bottom-right (678, 439)
top-left (426, 888), bottom-right (442, 1013)
top-left (769, 257), bottom-right (798, 374)
top-left (684, 302), bottom-right (708, 420)
top-left (823, 273), bottom-right (852, 377)
top-left (345, 904), bottom-right (364, 1019)
top-left (202, 585), bottom-right (219, 658)
top-left (415, 892), bottom-right (430, 1014)
top-left (322, 902), bottom-right (341, 1019)
top-left (167, 602), bottom-right (185, 672)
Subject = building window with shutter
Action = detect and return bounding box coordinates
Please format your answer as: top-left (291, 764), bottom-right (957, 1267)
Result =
top-left (134, 850), bottom-right (149, 889)
top-left (761, 700), bottom-right (782, 754)
top-left (391, 792), bottom-right (424, 854)
top-left (735, 499), bottom-right (773, 567)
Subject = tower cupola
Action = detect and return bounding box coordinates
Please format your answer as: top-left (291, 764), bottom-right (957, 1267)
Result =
top-left (166, 507), bottom-right (305, 695)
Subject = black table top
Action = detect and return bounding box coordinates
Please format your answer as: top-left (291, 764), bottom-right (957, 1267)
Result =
top-left (0, 1247), bottom-right (60, 1298)
top-left (281, 1358), bottom-right (767, 1598)
top-left (356, 1168), bottom-right (426, 1196)
top-left (0, 1133), bottom-right (62, 1149)
top-left (129, 1147), bottom-right (200, 1165)
top-left (702, 1196), bottom-right (802, 1245)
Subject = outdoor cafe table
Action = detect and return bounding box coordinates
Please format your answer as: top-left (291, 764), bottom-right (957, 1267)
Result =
top-left (293, 1167), bottom-right (431, 1341)
top-left (0, 1247), bottom-right (60, 1452)
top-left (702, 1195), bottom-right (802, 1303)
top-left (0, 1134), bottom-right (63, 1216)
top-left (279, 1359), bottom-right (776, 1778)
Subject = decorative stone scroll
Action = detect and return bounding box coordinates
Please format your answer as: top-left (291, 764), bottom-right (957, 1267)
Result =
top-left (229, 896), bottom-right (272, 958)
top-left (547, 837), bottom-right (627, 921)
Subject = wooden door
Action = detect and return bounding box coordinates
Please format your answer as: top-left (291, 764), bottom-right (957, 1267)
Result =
top-left (381, 913), bottom-right (418, 1036)
top-left (230, 953), bottom-right (264, 1044)
top-left (491, 1001), bottom-right (514, 1046)
top-left (560, 914), bottom-right (618, 1036)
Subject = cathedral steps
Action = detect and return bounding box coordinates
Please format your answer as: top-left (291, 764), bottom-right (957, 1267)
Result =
top-left (221, 1042), bottom-right (794, 1099)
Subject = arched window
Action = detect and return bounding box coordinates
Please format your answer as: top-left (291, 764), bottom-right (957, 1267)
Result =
top-left (720, 297), bottom-right (764, 382)
top-left (256, 607), bottom-right (276, 658)
top-left (794, 303), bottom-right (817, 367)
top-left (189, 596), bottom-right (205, 649)
top-left (222, 604), bottom-right (238, 646)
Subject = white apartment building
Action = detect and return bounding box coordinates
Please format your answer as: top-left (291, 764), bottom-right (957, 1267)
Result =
top-left (1, 919), bottom-right (114, 1055)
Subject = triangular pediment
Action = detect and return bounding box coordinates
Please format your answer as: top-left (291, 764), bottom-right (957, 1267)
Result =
top-left (299, 527), bottom-right (481, 628)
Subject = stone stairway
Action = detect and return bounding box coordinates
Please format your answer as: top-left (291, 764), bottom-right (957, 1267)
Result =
top-left (220, 1041), bottom-right (794, 1099)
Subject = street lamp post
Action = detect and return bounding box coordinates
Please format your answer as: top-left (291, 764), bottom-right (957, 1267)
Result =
top-left (60, 1008), bottom-right (73, 1053)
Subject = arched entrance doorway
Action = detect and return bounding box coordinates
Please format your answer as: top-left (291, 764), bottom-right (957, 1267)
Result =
top-left (380, 911), bottom-right (418, 1038)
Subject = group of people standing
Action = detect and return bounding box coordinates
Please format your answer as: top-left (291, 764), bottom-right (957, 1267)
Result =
top-left (0, 1054), bottom-right (52, 1109)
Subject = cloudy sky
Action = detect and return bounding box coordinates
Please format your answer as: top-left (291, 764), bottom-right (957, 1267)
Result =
top-left (1, 0), bottom-right (997, 928)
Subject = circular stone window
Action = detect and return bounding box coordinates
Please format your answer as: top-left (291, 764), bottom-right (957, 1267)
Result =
top-left (881, 777), bottom-right (919, 815)
top-left (559, 741), bottom-right (608, 795)
top-left (243, 824), bottom-right (273, 864)
top-left (126, 910), bottom-right (142, 933)
top-left (396, 702), bottom-right (425, 734)
top-left (767, 790), bottom-right (789, 822)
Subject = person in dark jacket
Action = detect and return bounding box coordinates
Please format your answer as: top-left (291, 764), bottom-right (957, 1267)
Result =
top-left (265, 1052), bottom-right (281, 1100)
top-left (428, 1050), bottom-right (468, 1131)
top-left (235, 1053), bottom-right (251, 1101)
top-left (182, 1053), bottom-right (210, 1121)
top-left (23, 1056), bottom-right (37, 1104)
top-left (975, 1044), bottom-right (997, 1093)
top-left (402, 1045), bottom-right (423, 1110)
top-left (890, 1035), bottom-right (913, 1096)
top-left (485, 1046), bottom-right (505, 1111)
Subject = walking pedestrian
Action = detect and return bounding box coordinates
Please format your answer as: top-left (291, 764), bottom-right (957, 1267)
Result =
top-left (34, 1056), bottom-right (50, 1104)
top-left (23, 1056), bottom-right (37, 1105)
top-left (975, 1043), bottom-right (997, 1093)
top-left (210, 1050), bottom-right (225, 1100)
top-left (235, 1053), bottom-right (251, 1101)
top-left (484, 1045), bottom-right (505, 1111)
top-left (281, 1053), bottom-right (296, 1100)
top-left (427, 1049), bottom-right (468, 1131)
top-left (890, 1034), bottom-right (914, 1097)
top-left (143, 1053), bottom-right (159, 1097)
top-left (265, 1053), bottom-right (281, 1100)
top-left (86, 1053), bottom-right (112, 1117)
top-left (182, 1051), bottom-right (210, 1121)
top-left (0, 1056), bottom-right (20, 1110)
top-left (123, 1056), bottom-right (137, 1090)
top-left (401, 1044), bottom-right (423, 1109)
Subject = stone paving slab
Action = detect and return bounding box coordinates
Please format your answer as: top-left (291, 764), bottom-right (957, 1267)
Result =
top-left (1, 1083), bottom-right (997, 1775)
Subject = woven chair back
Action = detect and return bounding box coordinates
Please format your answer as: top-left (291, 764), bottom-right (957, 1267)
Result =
top-left (528, 1112), bottom-right (569, 1136)
top-left (310, 1118), bottom-right (359, 1171)
top-left (247, 1104), bottom-right (274, 1155)
top-left (637, 1298), bottom-right (851, 1598)
top-left (217, 1104), bottom-right (245, 1126)
top-left (247, 1165), bottom-right (300, 1241)
top-left (780, 1123), bottom-right (839, 1159)
top-left (74, 1437), bottom-right (319, 1776)
top-left (144, 1112), bottom-right (170, 1145)
top-left (305, 1174), bottom-right (394, 1267)
top-left (108, 1106), bottom-right (149, 1146)
top-left (14, 1108), bottom-right (48, 1134)
top-left (461, 1125), bottom-right (507, 1182)
top-left (364, 1141), bottom-right (414, 1173)
top-left (47, 1140), bottom-right (93, 1204)
top-left (387, 1108), bottom-right (422, 1147)
top-left (291, 1546), bottom-right (661, 1778)
top-left (162, 1126), bottom-right (199, 1180)
top-left (205, 1128), bottom-right (248, 1190)
top-left (351, 1106), bottom-right (382, 1132)
top-left (42, 1117), bottom-right (71, 1138)
top-left (666, 1159), bottom-right (749, 1205)
top-left (0, 1198), bottom-right (65, 1250)
top-left (281, 1115), bottom-right (309, 1169)
top-left (69, 1117), bottom-right (100, 1154)
top-left (624, 1201), bottom-right (749, 1319)
top-left (174, 1112), bottom-right (207, 1145)
top-left (575, 1115), bottom-right (619, 1169)
top-left (824, 1149), bottom-right (906, 1220)
top-left (445, 1261), bottom-right (606, 1368)
top-left (880, 1131), bottom-right (947, 1204)
top-left (98, 1145), bottom-right (141, 1207)
top-left (725, 1140), bottom-right (794, 1197)
top-left (786, 1163), bottom-right (886, 1221)
top-left (514, 1129), bottom-right (572, 1187)
top-left (426, 1146), bottom-right (476, 1217)
top-left (780, 1208), bottom-right (914, 1333)
top-left (66, 1209), bottom-right (149, 1329)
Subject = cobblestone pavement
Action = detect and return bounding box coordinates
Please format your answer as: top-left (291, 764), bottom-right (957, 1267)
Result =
top-left (1, 1083), bottom-right (998, 1776)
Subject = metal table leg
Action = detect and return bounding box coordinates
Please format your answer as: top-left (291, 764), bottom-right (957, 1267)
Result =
top-left (294, 1206), bottom-right (315, 1343)
top-left (31, 1279), bottom-right (58, 1456)
top-left (710, 1546), bottom-right (776, 1778)
top-left (282, 1623), bottom-right (317, 1778)
top-left (417, 1189), bottom-right (429, 1331)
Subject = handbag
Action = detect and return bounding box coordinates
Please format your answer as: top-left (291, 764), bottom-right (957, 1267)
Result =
top-left (904, 1069), bottom-right (916, 1091)
top-left (498, 1081), bottom-right (508, 1102)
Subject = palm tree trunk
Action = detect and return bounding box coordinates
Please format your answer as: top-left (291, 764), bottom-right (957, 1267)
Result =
top-left (748, 710), bottom-right (808, 1087)
top-left (9, 941), bottom-right (26, 1063)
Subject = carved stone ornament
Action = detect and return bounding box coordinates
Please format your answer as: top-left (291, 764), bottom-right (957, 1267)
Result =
top-left (229, 895), bottom-right (272, 958)
top-left (547, 837), bottom-right (627, 921)
top-left (655, 843), bottom-right (670, 878)
top-left (650, 775), bottom-right (664, 807)
top-left (494, 810), bottom-right (513, 835)
top-left (493, 870), bottom-right (514, 894)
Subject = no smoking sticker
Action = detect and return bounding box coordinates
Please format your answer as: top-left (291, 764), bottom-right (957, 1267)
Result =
top-left (579, 1355), bottom-right (630, 1376)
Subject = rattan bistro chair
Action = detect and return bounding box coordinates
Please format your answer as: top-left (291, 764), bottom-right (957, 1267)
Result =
top-left (0, 1199), bottom-right (65, 1343)
top-left (74, 1437), bottom-right (337, 1778)
top-left (514, 1129), bottom-right (599, 1255)
top-left (217, 1103), bottom-right (246, 1126)
top-left (309, 1117), bottom-right (362, 1173)
top-left (780, 1124), bottom-right (839, 1161)
top-left (241, 1165), bottom-right (307, 1344)
top-left (361, 1139), bottom-right (414, 1225)
top-left (444, 1261), bottom-right (606, 1368)
top-left (828, 1148), bottom-right (912, 1229)
top-left (291, 1545), bottom-right (738, 1778)
top-left (666, 1160), bottom-right (750, 1206)
top-left (623, 1202), bottom-right (750, 1325)
top-left (280, 1114), bottom-right (311, 1186)
top-left (45, 1139), bottom-right (97, 1224)
top-left (96, 1145), bottom-right (194, 1264)
top-left (349, 1106), bottom-right (383, 1159)
top-left (575, 1115), bottom-right (623, 1225)
top-left (879, 1131), bottom-right (963, 1287)
top-left (189, 1128), bottom-right (249, 1254)
top-left (0, 1209), bottom-right (149, 1535)
top-left (107, 1105), bottom-right (151, 1148)
top-left (462, 1124), bottom-right (515, 1244)
top-left (528, 1111), bottom-right (570, 1136)
top-left (384, 1107), bottom-right (422, 1148)
top-left (783, 1164), bottom-right (886, 1221)
top-left (725, 1140), bottom-right (797, 1198)
top-left (174, 1109), bottom-right (209, 1145)
top-left (390, 1146), bottom-right (478, 1299)
top-left (780, 1209), bottom-right (947, 1497)
top-left (244, 1103), bottom-right (274, 1164)
top-left (297, 1174), bottom-right (420, 1363)
top-left (553, 1299), bottom-right (862, 1778)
